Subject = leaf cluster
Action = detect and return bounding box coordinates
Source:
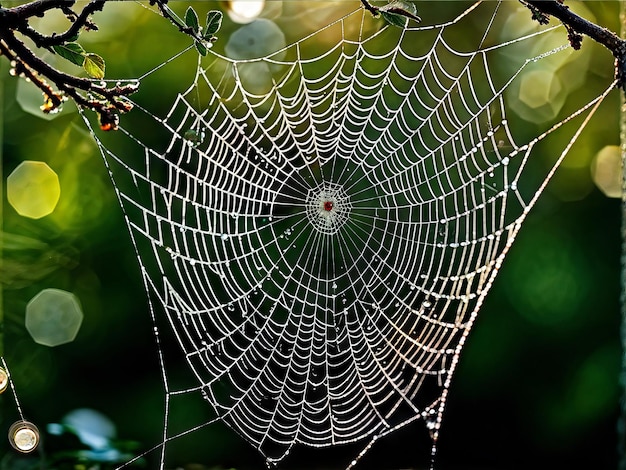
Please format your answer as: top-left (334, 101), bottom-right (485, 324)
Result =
top-left (52, 42), bottom-right (105, 79)
top-left (361, 0), bottom-right (421, 27)
top-left (184, 7), bottom-right (223, 56)
top-left (0, 0), bottom-right (223, 129)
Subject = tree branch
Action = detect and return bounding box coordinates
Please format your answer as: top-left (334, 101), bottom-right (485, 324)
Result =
top-left (0, 0), bottom-right (213, 129)
top-left (0, 0), bottom-right (133, 128)
top-left (18, 0), bottom-right (105, 48)
top-left (0, 0), bottom-right (75, 27)
top-left (360, 0), bottom-right (379, 17)
top-left (523, 0), bottom-right (626, 89)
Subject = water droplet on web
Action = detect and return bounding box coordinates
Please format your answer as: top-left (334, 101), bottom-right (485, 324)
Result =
top-left (221, 233), bottom-right (228, 241)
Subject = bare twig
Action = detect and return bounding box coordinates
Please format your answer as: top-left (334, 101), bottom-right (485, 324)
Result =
top-left (360, 0), bottom-right (380, 16)
top-left (523, 0), bottom-right (626, 89)
top-left (0, 0), bottom-right (208, 128)
top-left (0, 0), bottom-right (134, 127)
top-left (19, 0), bottom-right (105, 48)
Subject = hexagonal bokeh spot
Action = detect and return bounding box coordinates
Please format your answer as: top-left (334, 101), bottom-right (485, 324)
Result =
top-left (513, 69), bottom-right (565, 124)
top-left (26, 289), bottom-right (83, 347)
top-left (591, 145), bottom-right (621, 199)
top-left (7, 161), bottom-right (61, 219)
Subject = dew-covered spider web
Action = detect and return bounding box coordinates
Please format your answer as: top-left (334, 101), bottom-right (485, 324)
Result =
top-left (82, 1), bottom-right (615, 469)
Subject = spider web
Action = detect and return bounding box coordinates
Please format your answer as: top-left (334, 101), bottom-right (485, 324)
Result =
top-left (83, 2), bottom-right (614, 468)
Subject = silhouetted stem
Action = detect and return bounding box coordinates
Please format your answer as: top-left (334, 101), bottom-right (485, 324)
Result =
top-left (524, 0), bottom-right (626, 89)
top-left (0, 0), bottom-right (196, 126)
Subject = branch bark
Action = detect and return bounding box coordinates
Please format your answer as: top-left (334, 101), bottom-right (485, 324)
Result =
top-left (0, 0), bottom-right (132, 128)
top-left (0, 0), bottom-right (216, 129)
top-left (523, 0), bottom-right (626, 89)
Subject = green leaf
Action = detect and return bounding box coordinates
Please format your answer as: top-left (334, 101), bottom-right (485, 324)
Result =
top-left (204, 10), bottom-right (223, 38)
top-left (83, 53), bottom-right (105, 79)
top-left (52, 42), bottom-right (85, 67)
top-left (379, 1), bottom-right (421, 27)
top-left (185, 6), bottom-right (199, 32)
top-left (195, 40), bottom-right (208, 57)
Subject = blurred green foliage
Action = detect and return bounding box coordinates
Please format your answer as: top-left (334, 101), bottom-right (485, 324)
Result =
top-left (0, 1), bottom-right (622, 469)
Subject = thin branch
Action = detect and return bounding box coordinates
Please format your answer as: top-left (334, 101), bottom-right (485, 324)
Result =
top-left (360, 0), bottom-right (380, 16)
top-left (0, 0), bottom-right (75, 28)
top-left (0, 0), bottom-right (132, 127)
top-left (523, 0), bottom-right (626, 88)
top-left (19, 0), bottom-right (105, 48)
top-left (0, 0), bottom-right (217, 127)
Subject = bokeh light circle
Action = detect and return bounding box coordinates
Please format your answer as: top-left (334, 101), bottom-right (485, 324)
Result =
top-left (25, 288), bottom-right (83, 347)
top-left (7, 161), bottom-right (61, 219)
top-left (8, 421), bottom-right (40, 453)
